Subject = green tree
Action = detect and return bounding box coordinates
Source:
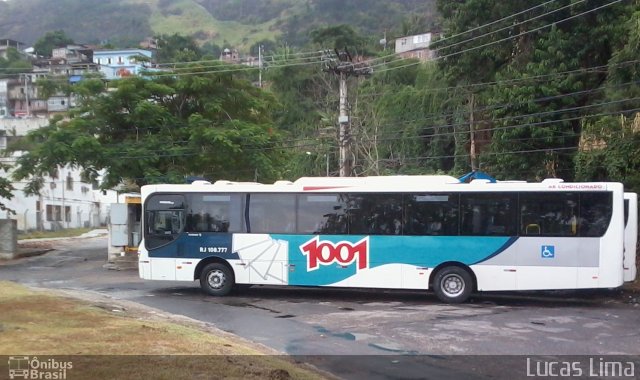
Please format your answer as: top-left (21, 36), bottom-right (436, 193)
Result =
top-left (264, 44), bottom-right (339, 178)
top-left (575, 116), bottom-right (640, 191)
top-left (201, 41), bottom-right (222, 59)
top-left (155, 34), bottom-right (202, 63)
top-left (33, 30), bottom-right (74, 57)
top-left (434, 0), bottom-right (632, 180)
top-left (0, 47), bottom-right (32, 71)
top-left (0, 161), bottom-right (15, 214)
top-left (309, 25), bottom-right (368, 53)
top-left (482, 1), bottom-right (630, 180)
top-left (574, 7), bottom-right (640, 191)
top-left (354, 61), bottom-right (456, 175)
top-left (10, 66), bottom-right (287, 193)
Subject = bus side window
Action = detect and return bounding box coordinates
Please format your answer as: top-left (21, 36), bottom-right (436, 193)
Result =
top-left (404, 194), bottom-right (459, 236)
top-left (248, 194), bottom-right (296, 234)
top-left (186, 194), bottom-right (242, 233)
top-left (519, 192), bottom-right (579, 237)
top-left (347, 194), bottom-right (402, 235)
top-left (460, 193), bottom-right (516, 236)
top-left (579, 192), bottom-right (613, 237)
top-left (297, 194), bottom-right (348, 235)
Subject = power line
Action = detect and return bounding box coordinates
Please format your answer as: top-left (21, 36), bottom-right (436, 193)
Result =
top-left (373, 0), bottom-right (625, 74)
top-left (433, 0), bottom-right (563, 45)
top-left (13, 105), bottom-right (637, 160)
top-left (430, 0), bottom-right (587, 54)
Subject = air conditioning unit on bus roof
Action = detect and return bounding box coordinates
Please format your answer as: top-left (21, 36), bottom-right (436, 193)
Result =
top-left (542, 178), bottom-right (564, 183)
top-left (212, 180), bottom-right (262, 186)
top-left (293, 175), bottom-right (459, 186)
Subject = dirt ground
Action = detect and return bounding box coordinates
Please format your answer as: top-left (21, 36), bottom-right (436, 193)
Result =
top-left (0, 281), bottom-right (330, 380)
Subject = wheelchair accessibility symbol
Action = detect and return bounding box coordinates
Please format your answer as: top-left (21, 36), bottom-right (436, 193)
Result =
top-left (541, 245), bottom-right (555, 258)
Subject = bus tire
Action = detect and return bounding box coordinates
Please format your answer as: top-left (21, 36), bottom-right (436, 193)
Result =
top-left (433, 266), bottom-right (473, 303)
top-left (200, 263), bottom-right (234, 296)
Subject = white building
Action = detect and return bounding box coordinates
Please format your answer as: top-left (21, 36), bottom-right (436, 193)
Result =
top-left (0, 118), bottom-right (115, 231)
top-left (395, 32), bottom-right (437, 62)
top-left (0, 78), bottom-right (8, 117)
top-left (93, 49), bottom-right (153, 80)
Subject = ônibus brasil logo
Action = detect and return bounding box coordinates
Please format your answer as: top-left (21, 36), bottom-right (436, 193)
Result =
top-left (299, 236), bottom-right (369, 271)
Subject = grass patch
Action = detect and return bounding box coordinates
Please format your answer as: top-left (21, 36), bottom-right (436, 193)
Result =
top-left (133, 0), bottom-right (282, 50)
top-left (18, 228), bottom-right (93, 240)
top-left (0, 281), bottom-right (326, 379)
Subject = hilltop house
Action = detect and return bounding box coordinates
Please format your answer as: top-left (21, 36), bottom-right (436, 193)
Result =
top-left (395, 32), bottom-right (437, 62)
top-left (93, 49), bottom-right (153, 80)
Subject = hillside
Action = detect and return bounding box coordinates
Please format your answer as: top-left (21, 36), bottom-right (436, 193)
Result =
top-left (0, 0), bottom-right (437, 51)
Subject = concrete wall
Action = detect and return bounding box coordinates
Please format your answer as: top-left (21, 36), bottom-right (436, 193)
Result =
top-left (0, 219), bottom-right (17, 259)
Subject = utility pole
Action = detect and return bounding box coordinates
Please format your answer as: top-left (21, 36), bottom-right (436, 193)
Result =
top-left (258, 44), bottom-right (263, 88)
top-left (23, 73), bottom-right (30, 117)
top-left (323, 48), bottom-right (372, 177)
top-left (469, 92), bottom-right (478, 171)
top-left (338, 70), bottom-right (350, 177)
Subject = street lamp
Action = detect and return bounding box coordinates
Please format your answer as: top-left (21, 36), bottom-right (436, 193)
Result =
top-left (306, 152), bottom-right (330, 177)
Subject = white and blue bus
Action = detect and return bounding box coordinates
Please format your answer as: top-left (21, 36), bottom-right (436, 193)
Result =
top-left (138, 176), bottom-right (636, 303)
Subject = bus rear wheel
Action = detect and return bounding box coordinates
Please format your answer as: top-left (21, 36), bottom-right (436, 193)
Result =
top-left (200, 263), bottom-right (234, 296)
top-left (433, 266), bottom-right (473, 303)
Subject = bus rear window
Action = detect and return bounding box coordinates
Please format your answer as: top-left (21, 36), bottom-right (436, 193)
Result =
top-left (579, 192), bottom-right (612, 237)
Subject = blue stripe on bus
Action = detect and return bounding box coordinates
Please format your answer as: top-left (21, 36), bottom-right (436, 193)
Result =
top-left (469, 236), bottom-right (518, 265)
top-left (147, 233), bottom-right (519, 286)
top-left (273, 234), bottom-right (517, 286)
top-left (148, 233), bottom-right (239, 259)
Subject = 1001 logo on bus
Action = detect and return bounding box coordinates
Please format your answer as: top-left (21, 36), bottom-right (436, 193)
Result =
top-left (300, 236), bottom-right (369, 271)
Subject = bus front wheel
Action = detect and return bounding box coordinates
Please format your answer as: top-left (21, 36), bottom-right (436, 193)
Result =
top-left (200, 263), bottom-right (234, 296)
top-left (433, 266), bottom-right (473, 303)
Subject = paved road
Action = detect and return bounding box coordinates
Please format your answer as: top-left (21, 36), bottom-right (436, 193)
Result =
top-left (2, 236), bottom-right (640, 379)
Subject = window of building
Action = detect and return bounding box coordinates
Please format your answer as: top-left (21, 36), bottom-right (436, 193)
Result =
top-left (66, 173), bottom-right (73, 191)
top-left (46, 205), bottom-right (63, 222)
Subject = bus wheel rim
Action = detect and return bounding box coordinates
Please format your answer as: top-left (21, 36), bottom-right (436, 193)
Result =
top-left (442, 273), bottom-right (464, 297)
top-left (207, 269), bottom-right (226, 289)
